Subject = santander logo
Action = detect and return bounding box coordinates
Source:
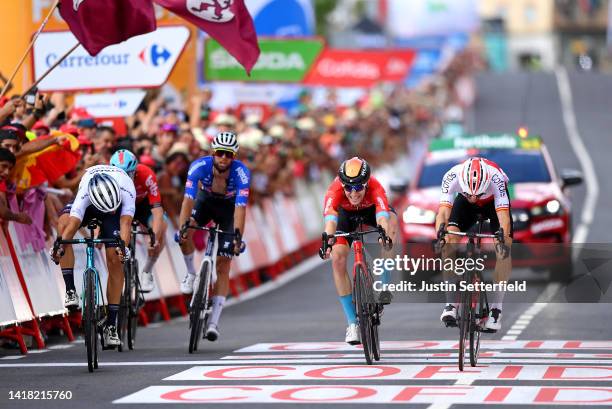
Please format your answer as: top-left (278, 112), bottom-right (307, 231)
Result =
top-left (317, 58), bottom-right (379, 79)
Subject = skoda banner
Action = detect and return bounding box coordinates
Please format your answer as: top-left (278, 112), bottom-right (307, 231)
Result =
top-left (204, 38), bottom-right (324, 82)
top-left (32, 26), bottom-right (190, 92)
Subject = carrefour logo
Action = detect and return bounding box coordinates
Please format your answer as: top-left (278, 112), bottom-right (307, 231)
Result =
top-left (139, 44), bottom-right (172, 67)
top-left (46, 52), bottom-right (130, 68)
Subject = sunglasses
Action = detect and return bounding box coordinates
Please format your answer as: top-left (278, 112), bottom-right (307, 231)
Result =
top-left (214, 150), bottom-right (235, 159)
top-left (343, 183), bottom-right (367, 192)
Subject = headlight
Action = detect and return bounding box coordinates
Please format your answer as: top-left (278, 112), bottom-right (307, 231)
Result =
top-left (531, 199), bottom-right (563, 216)
top-left (403, 205), bottom-right (436, 224)
top-left (546, 199), bottom-right (561, 214)
top-left (532, 200), bottom-right (562, 216)
top-left (512, 209), bottom-right (529, 223)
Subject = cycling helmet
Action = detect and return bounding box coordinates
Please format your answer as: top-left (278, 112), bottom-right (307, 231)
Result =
top-left (110, 149), bottom-right (138, 176)
top-left (459, 157), bottom-right (491, 196)
top-left (338, 157), bottom-right (370, 186)
top-left (211, 131), bottom-right (239, 153)
top-left (88, 173), bottom-right (121, 213)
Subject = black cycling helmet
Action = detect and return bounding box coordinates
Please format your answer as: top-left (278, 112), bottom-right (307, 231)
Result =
top-left (338, 157), bottom-right (371, 186)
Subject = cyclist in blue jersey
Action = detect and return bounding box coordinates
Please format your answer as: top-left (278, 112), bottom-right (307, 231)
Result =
top-left (176, 131), bottom-right (250, 341)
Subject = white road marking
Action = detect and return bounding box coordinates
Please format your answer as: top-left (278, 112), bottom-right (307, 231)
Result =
top-left (113, 384), bottom-right (612, 405)
top-left (0, 355), bottom-right (24, 360)
top-left (225, 256), bottom-right (323, 308)
top-left (555, 67), bottom-right (599, 247)
top-left (4, 358), bottom-right (612, 368)
top-left (502, 282), bottom-right (561, 341)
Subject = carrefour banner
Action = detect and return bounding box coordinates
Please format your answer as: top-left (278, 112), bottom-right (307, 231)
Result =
top-left (387, 0), bottom-right (478, 39)
top-left (204, 38), bottom-right (324, 82)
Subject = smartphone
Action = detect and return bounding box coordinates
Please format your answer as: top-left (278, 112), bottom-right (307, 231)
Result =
top-left (25, 93), bottom-right (36, 105)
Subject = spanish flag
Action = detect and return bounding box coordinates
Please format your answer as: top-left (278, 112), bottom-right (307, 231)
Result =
top-left (12, 131), bottom-right (81, 192)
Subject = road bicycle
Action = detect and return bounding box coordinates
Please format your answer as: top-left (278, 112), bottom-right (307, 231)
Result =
top-left (320, 219), bottom-right (391, 364)
top-left (436, 218), bottom-right (508, 371)
top-left (52, 219), bottom-right (125, 373)
top-left (117, 221), bottom-right (155, 352)
top-left (179, 223), bottom-right (245, 354)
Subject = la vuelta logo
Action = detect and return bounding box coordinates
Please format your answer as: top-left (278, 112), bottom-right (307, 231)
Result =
top-left (187, 0), bottom-right (235, 22)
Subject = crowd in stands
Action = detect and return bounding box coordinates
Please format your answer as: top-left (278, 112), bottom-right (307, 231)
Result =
top-left (0, 48), bottom-right (482, 236)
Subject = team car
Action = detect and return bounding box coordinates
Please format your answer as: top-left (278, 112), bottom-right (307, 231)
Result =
top-left (395, 133), bottom-right (583, 281)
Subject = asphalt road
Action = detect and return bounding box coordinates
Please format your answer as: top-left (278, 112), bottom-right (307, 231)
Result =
top-left (1, 72), bottom-right (611, 408)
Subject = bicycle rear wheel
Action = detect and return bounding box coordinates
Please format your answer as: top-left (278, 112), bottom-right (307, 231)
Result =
top-left (127, 259), bottom-right (140, 350)
top-left (355, 264), bottom-right (374, 364)
top-left (188, 260), bottom-right (211, 353)
top-left (83, 268), bottom-right (96, 373)
top-left (458, 290), bottom-right (470, 372)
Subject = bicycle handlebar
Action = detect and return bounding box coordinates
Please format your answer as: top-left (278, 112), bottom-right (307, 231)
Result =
top-left (51, 233), bottom-right (126, 265)
top-left (132, 222), bottom-right (155, 247)
top-left (319, 225), bottom-right (392, 259)
top-left (434, 223), bottom-right (509, 258)
top-left (179, 222), bottom-right (246, 254)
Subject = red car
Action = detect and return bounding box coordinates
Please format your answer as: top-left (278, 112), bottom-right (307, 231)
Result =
top-left (394, 134), bottom-right (583, 281)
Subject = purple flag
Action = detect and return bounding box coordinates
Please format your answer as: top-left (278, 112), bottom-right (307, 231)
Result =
top-left (59, 0), bottom-right (157, 56)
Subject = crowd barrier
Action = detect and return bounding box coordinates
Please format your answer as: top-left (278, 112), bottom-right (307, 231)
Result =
top-left (0, 173), bottom-right (332, 354)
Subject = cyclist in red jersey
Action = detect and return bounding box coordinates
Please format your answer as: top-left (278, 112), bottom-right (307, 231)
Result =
top-left (320, 157), bottom-right (398, 345)
top-left (110, 149), bottom-right (168, 292)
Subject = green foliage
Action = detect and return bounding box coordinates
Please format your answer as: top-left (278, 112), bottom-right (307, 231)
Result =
top-left (314, 0), bottom-right (337, 36)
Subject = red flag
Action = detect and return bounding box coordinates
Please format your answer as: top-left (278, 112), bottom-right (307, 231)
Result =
top-left (59, 0), bottom-right (157, 56)
top-left (154, 0), bottom-right (260, 74)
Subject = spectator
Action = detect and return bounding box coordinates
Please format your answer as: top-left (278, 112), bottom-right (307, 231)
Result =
top-left (0, 148), bottom-right (32, 225)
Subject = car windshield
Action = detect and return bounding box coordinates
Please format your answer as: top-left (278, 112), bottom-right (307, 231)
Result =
top-left (418, 149), bottom-right (552, 188)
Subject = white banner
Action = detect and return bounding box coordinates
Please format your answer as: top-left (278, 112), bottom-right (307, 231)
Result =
top-left (387, 0), bottom-right (478, 39)
top-left (8, 224), bottom-right (65, 318)
top-left (74, 91), bottom-right (146, 118)
top-left (33, 26), bottom-right (190, 92)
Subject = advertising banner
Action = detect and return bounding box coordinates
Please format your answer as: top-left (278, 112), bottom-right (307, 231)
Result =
top-left (204, 38), bottom-right (324, 82)
top-left (74, 91), bottom-right (147, 118)
top-left (303, 49), bottom-right (416, 87)
top-left (387, 0), bottom-right (478, 39)
top-left (248, 0), bottom-right (315, 36)
top-left (32, 26), bottom-right (191, 91)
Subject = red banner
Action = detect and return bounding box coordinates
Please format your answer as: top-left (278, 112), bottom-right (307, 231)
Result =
top-left (303, 49), bottom-right (416, 87)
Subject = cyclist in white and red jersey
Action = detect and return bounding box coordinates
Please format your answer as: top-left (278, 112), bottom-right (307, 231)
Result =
top-left (110, 149), bottom-right (168, 293)
top-left (435, 157), bottom-right (513, 331)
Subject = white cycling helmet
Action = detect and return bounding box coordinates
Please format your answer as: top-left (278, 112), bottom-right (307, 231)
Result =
top-left (459, 157), bottom-right (491, 196)
top-left (211, 131), bottom-right (239, 153)
top-left (88, 173), bottom-right (121, 213)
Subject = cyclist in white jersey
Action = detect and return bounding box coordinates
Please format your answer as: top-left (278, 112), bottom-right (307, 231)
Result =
top-left (435, 157), bottom-right (513, 331)
top-left (52, 165), bottom-right (136, 347)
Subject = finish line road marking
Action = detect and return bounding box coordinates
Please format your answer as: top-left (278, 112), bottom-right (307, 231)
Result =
top-left (236, 340), bottom-right (612, 353)
top-left (222, 352), bottom-right (612, 360)
top-left (163, 364), bottom-right (612, 382)
top-left (4, 358), bottom-right (612, 368)
top-left (113, 384), bottom-right (612, 405)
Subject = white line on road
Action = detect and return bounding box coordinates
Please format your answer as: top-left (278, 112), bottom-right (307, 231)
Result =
top-left (5, 358), bottom-right (612, 368)
top-left (225, 255), bottom-right (324, 308)
top-left (555, 67), bottom-right (599, 248)
top-left (502, 283), bottom-right (560, 341)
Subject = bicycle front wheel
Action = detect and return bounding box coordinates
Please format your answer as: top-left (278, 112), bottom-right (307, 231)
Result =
top-left (458, 290), bottom-right (470, 372)
top-left (83, 268), bottom-right (97, 373)
top-left (470, 290), bottom-right (486, 367)
top-left (355, 264), bottom-right (374, 364)
top-left (117, 263), bottom-right (131, 352)
top-left (127, 259), bottom-right (140, 350)
top-left (188, 260), bottom-right (211, 354)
